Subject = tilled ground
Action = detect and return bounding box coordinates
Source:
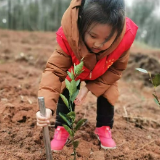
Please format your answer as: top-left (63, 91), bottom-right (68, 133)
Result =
top-left (0, 29), bottom-right (160, 160)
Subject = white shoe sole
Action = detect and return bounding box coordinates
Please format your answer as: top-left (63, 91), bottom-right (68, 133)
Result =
top-left (101, 144), bottom-right (116, 149)
top-left (52, 149), bottom-right (61, 153)
top-left (96, 134), bottom-right (116, 150)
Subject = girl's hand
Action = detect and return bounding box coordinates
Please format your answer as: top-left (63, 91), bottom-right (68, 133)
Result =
top-left (36, 108), bottom-right (52, 127)
top-left (74, 86), bottom-right (89, 106)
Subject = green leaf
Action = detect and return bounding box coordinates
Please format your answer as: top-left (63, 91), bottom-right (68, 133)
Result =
top-left (76, 79), bottom-right (80, 87)
top-left (74, 119), bottom-right (87, 131)
top-left (67, 71), bottom-right (71, 79)
top-left (65, 79), bottom-right (70, 90)
top-left (154, 98), bottom-right (160, 106)
top-left (63, 124), bottom-right (74, 137)
top-left (153, 94), bottom-right (160, 106)
top-left (67, 112), bottom-right (76, 122)
top-left (74, 64), bottom-right (77, 74)
top-left (59, 112), bottom-right (72, 127)
top-left (67, 111), bottom-right (75, 119)
top-left (152, 74), bottom-right (160, 87)
top-left (60, 94), bottom-right (69, 109)
top-left (69, 103), bottom-right (73, 112)
top-left (67, 71), bottom-right (74, 80)
top-left (135, 68), bottom-right (148, 73)
top-left (69, 80), bottom-right (77, 96)
top-left (75, 61), bottom-right (84, 76)
top-left (71, 90), bottom-right (79, 102)
top-left (73, 141), bottom-right (79, 149)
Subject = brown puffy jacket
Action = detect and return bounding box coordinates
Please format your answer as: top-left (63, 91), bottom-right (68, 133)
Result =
top-left (38, 0), bottom-right (138, 112)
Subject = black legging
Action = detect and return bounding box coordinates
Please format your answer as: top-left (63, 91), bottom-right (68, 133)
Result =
top-left (55, 88), bottom-right (114, 129)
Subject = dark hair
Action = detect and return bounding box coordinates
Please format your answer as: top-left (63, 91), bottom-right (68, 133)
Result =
top-left (78, 0), bottom-right (125, 41)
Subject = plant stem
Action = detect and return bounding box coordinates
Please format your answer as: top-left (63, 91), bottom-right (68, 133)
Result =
top-left (74, 146), bottom-right (76, 160)
top-left (69, 98), bottom-right (72, 112)
top-left (149, 74), bottom-right (157, 95)
top-left (149, 72), bottom-right (160, 106)
top-left (73, 140), bottom-right (76, 160)
top-left (71, 126), bottom-right (76, 160)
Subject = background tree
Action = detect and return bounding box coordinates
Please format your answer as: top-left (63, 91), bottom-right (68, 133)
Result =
top-left (0, 0), bottom-right (71, 31)
top-left (126, 0), bottom-right (160, 47)
top-left (0, 0), bottom-right (160, 48)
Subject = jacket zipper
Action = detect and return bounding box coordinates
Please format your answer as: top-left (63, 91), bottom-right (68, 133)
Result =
top-left (89, 71), bottom-right (92, 79)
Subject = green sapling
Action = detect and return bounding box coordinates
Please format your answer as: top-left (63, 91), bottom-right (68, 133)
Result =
top-left (59, 59), bottom-right (87, 160)
top-left (136, 68), bottom-right (160, 107)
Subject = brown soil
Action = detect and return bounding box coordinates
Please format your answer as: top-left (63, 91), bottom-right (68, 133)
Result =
top-left (123, 51), bottom-right (160, 87)
top-left (0, 29), bottom-right (160, 160)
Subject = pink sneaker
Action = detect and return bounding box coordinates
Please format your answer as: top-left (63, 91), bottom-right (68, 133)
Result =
top-left (51, 126), bottom-right (69, 152)
top-left (95, 126), bottom-right (116, 149)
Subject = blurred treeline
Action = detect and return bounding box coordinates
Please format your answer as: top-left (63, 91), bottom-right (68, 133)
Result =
top-left (127, 0), bottom-right (160, 47)
top-left (0, 0), bottom-right (70, 31)
top-left (0, 0), bottom-right (160, 47)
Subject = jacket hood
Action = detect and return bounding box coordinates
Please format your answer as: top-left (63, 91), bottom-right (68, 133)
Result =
top-left (61, 0), bottom-right (126, 70)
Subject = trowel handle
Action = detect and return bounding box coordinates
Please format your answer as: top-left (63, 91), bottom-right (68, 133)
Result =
top-left (38, 97), bottom-right (46, 116)
top-left (38, 97), bottom-right (53, 160)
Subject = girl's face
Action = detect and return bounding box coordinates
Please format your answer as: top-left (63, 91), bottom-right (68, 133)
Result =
top-left (84, 23), bottom-right (117, 54)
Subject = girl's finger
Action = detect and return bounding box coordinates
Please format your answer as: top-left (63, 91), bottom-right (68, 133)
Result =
top-left (75, 100), bottom-right (82, 106)
top-left (37, 117), bottom-right (48, 121)
top-left (74, 99), bottom-right (80, 105)
top-left (37, 122), bottom-right (47, 127)
top-left (77, 98), bottom-right (85, 106)
top-left (36, 112), bottom-right (48, 121)
top-left (74, 99), bottom-right (78, 103)
top-left (37, 119), bottom-right (50, 124)
top-left (76, 98), bottom-right (81, 102)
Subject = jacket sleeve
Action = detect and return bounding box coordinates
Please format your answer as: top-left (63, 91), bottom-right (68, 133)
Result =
top-left (86, 49), bottom-right (130, 97)
top-left (38, 44), bottom-right (72, 112)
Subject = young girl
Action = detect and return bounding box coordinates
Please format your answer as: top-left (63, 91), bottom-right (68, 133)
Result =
top-left (36, 0), bottom-right (138, 151)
